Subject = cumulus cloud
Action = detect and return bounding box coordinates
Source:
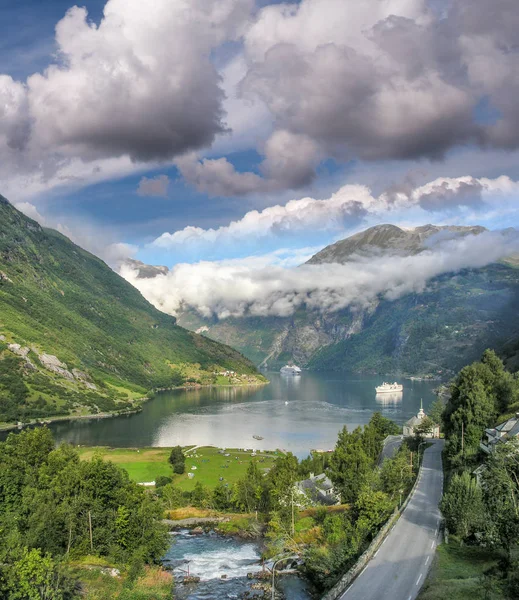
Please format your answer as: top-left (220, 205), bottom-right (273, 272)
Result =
top-left (151, 175), bottom-right (519, 249)
top-left (137, 175), bottom-right (170, 197)
top-left (121, 229), bottom-right (519, 319)
top-left (176, 130), bottom-right (321, 196)
top-left (174, 0), bottom-right (519, 196)
top-left (2, 0), bottom-right (519, 201)
top-left (0, 0), bottom-right (252, 196)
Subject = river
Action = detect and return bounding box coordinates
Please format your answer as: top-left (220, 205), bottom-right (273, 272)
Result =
top-left (164, 529), bottom-right (315, 599)
top-left (45, 371), bottom-right (437, 458)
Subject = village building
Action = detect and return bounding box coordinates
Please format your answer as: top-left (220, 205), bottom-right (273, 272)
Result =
top-left (296, 473), bottom-right (340, 506)
top-left (480, 413), bottom-right (519, 454)
top-left (403, 401), bottom-right (440, 438)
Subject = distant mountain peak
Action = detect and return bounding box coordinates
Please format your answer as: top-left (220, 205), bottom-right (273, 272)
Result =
top-left (125, 259), bottom-right (169, 279)
top-left (306, 223), bottom-right (487, 265)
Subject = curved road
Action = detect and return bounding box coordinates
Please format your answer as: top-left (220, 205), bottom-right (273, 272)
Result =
top-left (339, 440), bottom-right (444, 600)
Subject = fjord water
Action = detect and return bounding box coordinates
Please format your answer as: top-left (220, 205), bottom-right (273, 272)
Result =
top-left (48, 372), bottom-right (437, 457)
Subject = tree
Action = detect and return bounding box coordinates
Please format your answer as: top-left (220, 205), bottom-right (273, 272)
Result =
top-left (212, 483), bottom-right (233, 511)
top-left (233, 460), bottom-right (264, 513)
top-left (414, 416), bottom-right (435, 440)
top-left (480, 439), bottom-right (519, 563)
top-left (354, 486), bottom-right (393, 536)
top-left (263, 453), bottom-right (299, 515)
top-left (380, 446), bottom-right (413, 499)
top-left (7, 548), bottom-right (76, 600)
top-left (160, 484), bottom-right (185, 510)
top-left (328, 427), bottom-right (371, 504)
top-left (443, 361), bottom-right (498, 460)
top-left (428, 398), bottom-right (445, 427)
top-left (191, 482), bottom-right (212, 509)
top-left (440, 471), bottom-right (485, 540)
top-left (168, 446), bottom-right (185, 475)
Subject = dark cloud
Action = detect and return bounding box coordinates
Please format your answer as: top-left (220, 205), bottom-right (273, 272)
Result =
top-left (137, 175), bottom-right (170, 197)
top-left (416, 179), bottom-right (485, 211)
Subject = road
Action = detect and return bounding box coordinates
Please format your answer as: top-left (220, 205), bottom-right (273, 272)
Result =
top-left (378, 435), bottom-right (404, 466)
top-left (339, 440), bottom-right (444, 600)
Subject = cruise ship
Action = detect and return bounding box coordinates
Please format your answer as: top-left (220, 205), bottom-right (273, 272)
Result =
top-left (375, 381), bottom-right (403, 393)
top-left (280, 365), bottom-right (302, 375)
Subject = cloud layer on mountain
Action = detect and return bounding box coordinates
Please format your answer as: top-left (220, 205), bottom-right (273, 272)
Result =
top-left (122, 229), bottom-right (519, 319)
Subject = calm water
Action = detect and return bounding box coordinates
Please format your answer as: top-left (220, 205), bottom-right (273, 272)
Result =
top-left (47, 372), bottom-right (437, 457)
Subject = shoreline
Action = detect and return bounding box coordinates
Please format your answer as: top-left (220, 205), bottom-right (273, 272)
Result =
top-left (0, 379), bottom-right (269, 434)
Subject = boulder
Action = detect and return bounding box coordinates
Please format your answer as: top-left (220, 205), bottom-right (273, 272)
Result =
top-left (8, 343), bottom-right (30, 358)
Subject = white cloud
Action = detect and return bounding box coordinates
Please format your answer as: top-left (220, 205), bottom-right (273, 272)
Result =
top-left (121, 229), bottom-right (519, 319)
top-left (151, 175), bottom-right (519, 249)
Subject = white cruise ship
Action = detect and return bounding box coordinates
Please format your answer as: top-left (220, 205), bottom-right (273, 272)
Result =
top-left (375, 381), bottom-right (403, 393)
top-left (280, 365), bottom-right (302, 375)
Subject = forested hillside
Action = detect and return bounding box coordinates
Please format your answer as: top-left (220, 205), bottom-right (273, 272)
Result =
top-left (0, 195), bottom-right (263, 424)
top-left (176, 226), bottom-right (519, 376)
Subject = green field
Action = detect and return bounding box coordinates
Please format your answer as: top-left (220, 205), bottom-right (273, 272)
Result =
top-left (77, 445), bottom-right (279, 489)
top-left (419, 540), bottom-right (506, 600)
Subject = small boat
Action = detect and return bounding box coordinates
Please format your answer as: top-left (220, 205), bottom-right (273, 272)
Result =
top-left (253, 435), bottom-right (264, 441)
top-left (280, 365), bottom-right (302, 375)
top-left (375, 381), bottom-right (403, 393)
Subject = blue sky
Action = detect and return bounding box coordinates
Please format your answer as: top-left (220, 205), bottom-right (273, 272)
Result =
top-left (1, 0), bottom-right (519, 270)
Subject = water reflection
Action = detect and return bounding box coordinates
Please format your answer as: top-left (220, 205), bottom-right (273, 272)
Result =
top-left (38, 372), bottom-right (439, 457)
top-left (375, 391), bottom-right (403, 406)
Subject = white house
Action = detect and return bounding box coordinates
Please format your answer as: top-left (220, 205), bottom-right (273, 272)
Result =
top-left (296, 473), bottom-right (340, 506)
top-left (403, 401), bottom-right (440, 438)
top-left (480, 413), bottom-right (519, 454)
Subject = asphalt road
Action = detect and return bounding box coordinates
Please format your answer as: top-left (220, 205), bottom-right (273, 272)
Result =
top-left (378, 435), bottom-right (404, 466)
top-left (339, 440), bottom-right (444, 600)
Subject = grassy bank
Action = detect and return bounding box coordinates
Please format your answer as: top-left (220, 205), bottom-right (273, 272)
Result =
top-left (419, 540), bottom-right (505, 600)
top-left (77, 445), bottom-right (280, 488)
top-left (74, 563), bottom-right (173, 600)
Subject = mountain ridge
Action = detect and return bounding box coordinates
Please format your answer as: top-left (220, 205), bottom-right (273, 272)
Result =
top-left (0, 195), bottom-right (263, 424)
top-left (306, 223), bottom-right (488, 264)
top-left (172, 224), bottom-right (519, 376)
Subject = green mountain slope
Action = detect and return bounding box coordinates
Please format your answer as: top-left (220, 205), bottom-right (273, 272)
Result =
top-left (175, 225), bottom-right (519, 377)
top-left (0, 195), bottom-right (263, 424)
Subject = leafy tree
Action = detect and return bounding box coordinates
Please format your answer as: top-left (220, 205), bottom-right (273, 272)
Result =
top-left (440, 471), bottom-right (485, 540)
top-left (155, 475), bottom-right (172, 489)
top-left (380, 446), bottom-right (413, 499)
top-left (329, 426), bottom-right (371, 504)
top-left (444, 361), bottom-right (498, 460)
top-left (233, 460), bottom-right (264, 513)
top-left (159, 483), bottom-right (186, 510)
top-left (191, 482), bottom-right (212, 509)
top-left (212, 483), bottom-right (233, 511)
top-left (6, 548), bottom-right (76, 600)
top-left (414, 416), bottom-right (435, 440)
top-left (428, 398), bottom-right (445, 427)
top-left (369, 412), bottom-right (401, 438)
top-left (168, 446), bottom-right (185, 475)
top-left (263, 453), bottom-right (299, 514)
top-left (480, 439), bottom-right (519, 563)
top-left (354, 486), bottom-right (393, 536)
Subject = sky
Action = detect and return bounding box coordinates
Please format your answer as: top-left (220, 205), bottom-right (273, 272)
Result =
top-left (1, 0), bottom-right (519, 302)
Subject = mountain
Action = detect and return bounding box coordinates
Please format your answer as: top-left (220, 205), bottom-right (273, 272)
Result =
top-left (0, 195), bottom-right (263, 424)
top-left (174, 224), bottom-right (519, 377)
top-left (306, 224), bottom-right (487, 264)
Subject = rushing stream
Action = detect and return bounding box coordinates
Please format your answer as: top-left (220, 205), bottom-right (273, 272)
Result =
top-left (163, 530), bottom-right (314, 599)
